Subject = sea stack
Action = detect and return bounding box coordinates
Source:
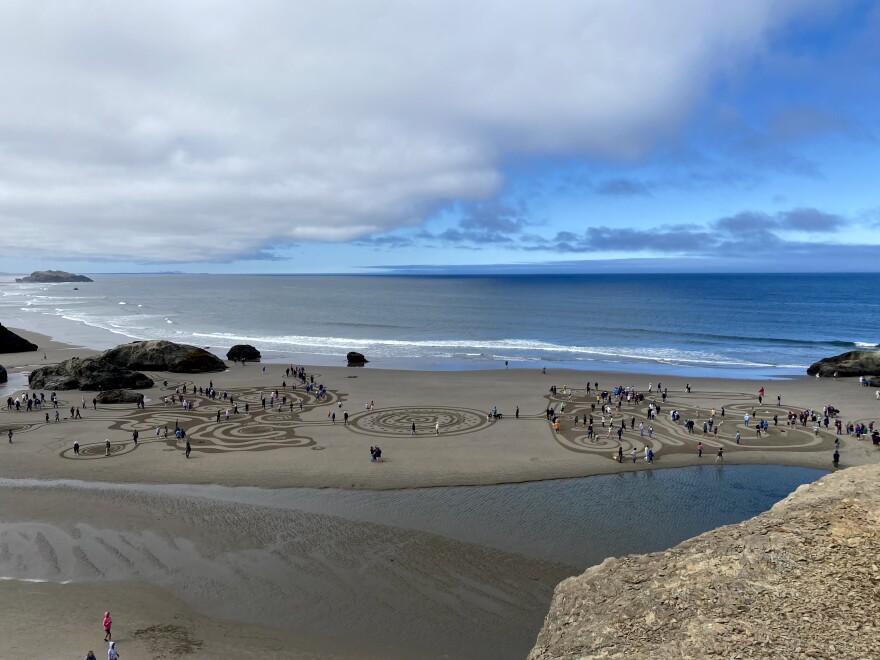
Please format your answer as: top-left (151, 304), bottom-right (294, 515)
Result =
top-left (15, 270), bottom-right (94, 283)
top-left (347, 351), bottom-right (369, 366)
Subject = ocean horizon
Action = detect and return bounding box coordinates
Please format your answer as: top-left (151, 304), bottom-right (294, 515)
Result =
top-left (2, 272), bottom-right (878, 379)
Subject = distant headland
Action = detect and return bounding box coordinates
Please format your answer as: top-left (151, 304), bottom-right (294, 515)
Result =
top-left (15, 270), bottom-right (93, 283)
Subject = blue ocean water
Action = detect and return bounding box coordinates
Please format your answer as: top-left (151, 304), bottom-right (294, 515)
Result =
top-left (2, 273), bottom-right (878, 378)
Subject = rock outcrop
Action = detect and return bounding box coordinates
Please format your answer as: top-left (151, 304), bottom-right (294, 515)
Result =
top-left (807, 349), bottom-right (880, 377)
top-left (0, 324), bottom-right (38, 353)
top-left (529, 465), bottom-right (880, 660)
top-left (226, 344), bottom-right (261, 362)
top-left (96, 389), bottom-right (145, 404)
top-left (28, 340), bottom-right (224, 390)
top-left (0, 365), bottom-right (6, 383)
top-left (104, 340), bottom-right (226, 373)
top-left (15, 270), bottom-right (93, 283)
top-left (347, 351), bottom-right (368, 366)
top-left (29, 357), bottom-right (153, 391)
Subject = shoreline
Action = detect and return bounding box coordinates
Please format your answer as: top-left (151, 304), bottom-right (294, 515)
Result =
top-left (2, 324), bottom-right (878, 491)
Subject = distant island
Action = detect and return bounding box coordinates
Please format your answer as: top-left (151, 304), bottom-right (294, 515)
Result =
top-left (15, 270), bottom-right (93, 283)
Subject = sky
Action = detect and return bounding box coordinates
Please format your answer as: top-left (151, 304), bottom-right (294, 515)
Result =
top-left (1, 0), bottom-right (879, 275)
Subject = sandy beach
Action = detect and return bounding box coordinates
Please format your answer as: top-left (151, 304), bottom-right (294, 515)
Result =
top-left (2, 327), bottom-right (878, 658)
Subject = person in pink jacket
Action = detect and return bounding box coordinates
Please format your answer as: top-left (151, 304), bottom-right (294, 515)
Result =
top-left (103, 611), bottom-right (112, 642)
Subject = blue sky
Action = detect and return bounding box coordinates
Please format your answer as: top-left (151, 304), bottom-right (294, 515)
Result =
top-left (1, 1), bottom-right (878, 274)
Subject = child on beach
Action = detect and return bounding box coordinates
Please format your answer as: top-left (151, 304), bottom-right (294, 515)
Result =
top-left (103, 611), bottom-right (112, 641)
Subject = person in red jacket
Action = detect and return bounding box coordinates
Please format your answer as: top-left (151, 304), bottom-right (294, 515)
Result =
top-left (103, 611), bottom-right (112, 642)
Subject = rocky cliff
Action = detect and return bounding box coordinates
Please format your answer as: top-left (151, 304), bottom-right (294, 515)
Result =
top-left (0, 323), bottom-right (38, 353)
top-left (529, 465), bottom-right (880, 660)
top-left (15, 270), bottom-right (93, 283)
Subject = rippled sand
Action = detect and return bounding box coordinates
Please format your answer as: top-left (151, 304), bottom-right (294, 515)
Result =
top-left (0, 481), bottom-right (571, 658)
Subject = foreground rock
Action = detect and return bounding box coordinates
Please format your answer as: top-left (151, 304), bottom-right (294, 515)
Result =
top-left (29, 357), bottom-right (153, 391)
top-left (529, 465), bottom-right (880, 660)
top-left (0, 323), bottom-right (38, 353)
top-left (226, 344), bottom-right (261, 362)
top-left (15, 270), bottom-right (93, 283)
top-left (807, 349), bottom-right (880, 377)
top-left (104, 340), bottom-right (226, 373)
top-left (347, 351), bottom-right (368, 365)
top-left (96, 389), bottom-right (144, 404)
top-left (0, 365), bottom-right (6, 383)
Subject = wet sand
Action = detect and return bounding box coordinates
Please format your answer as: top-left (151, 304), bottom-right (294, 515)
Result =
top-left (1, 327), bottom-right (878, 657)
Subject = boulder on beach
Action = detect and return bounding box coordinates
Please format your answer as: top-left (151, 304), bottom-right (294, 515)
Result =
top-left (0, 323), bottom-right (38, 353)
top-left (226, 344), bottom-right (261, 362)
top-left (96, 389), bottom-right (145, 404)
top-left (29, 356), bottom-right (153, 391)
top-left (104, 340), bottom-right (226, 373)
top-left (806, 349), bottom-right (880, 377)
top-left (0, 365), bottom-right (6, 384)
top-left (15, 270), bottom-right (93, 283)
top-left (347, 351), bottom-right (369, 366)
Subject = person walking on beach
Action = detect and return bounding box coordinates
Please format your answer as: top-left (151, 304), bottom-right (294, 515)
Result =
top-left (85, 651), bottom-right (97, 660)
top-left (107, 641), bottom-right (119, 660)
top-left (185, 440), bottom-right (191, 458)
top-left (697, 442), bottom-right (703, 458)
top-left (411, 422), bottom-right (416, 436)
top-left (74, 441), bottom-right (80, 455)
top-left (435, 421), bottom-right (440, 435)
top-left (833, 449), bottom-right (840, 468)
top-left (103, 611), bottom-right (112, 641)
top-left (715, 447), bottom-right (724, 464)
top-left (7, 429), bottom-right (11, 443)
top-left (104, 439), bottom-right (111, 457)
top-left (617, 446), bottom-right (623, 463)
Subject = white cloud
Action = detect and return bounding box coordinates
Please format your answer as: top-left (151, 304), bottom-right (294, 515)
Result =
top-left (0, 0), bottom-right (811, 262)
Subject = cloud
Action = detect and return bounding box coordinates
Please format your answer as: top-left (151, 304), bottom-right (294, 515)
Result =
top-left (594, 178), bottom-right (654, 197)
top-left (0, 0), bottom-right (812, 263)
top-left (714, 208), bottom-right (846, 234)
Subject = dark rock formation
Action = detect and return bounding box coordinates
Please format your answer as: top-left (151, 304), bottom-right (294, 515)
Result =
top-left (15, 270), bottom-right (93, 283)
top-left (529, 465), bottom-right (880, 660)
top-left (29, 357), bottom-right (153, 391)
top-left (347, 351), bottom-right (369, 366)
top-left (806, 349), bottom-right (880, 377)
top-left (28, 340), bottom-right (223, 390)
top-left (226, 344), bottom-right (261, 362)
top-left (104, 340), bottom-right (226, 373)
top-left (96, 389), bottom-right (145, 404)
top-left (0, 365), bottom-right (6, 384)
top-left (0, 324), bottom-right (38, 353)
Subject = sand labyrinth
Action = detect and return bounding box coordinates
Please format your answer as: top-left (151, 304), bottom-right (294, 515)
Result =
top-left (54, 377), bottom-right (341, 457)
top-left (547, 389), bottom-right (838, 459)
top-left (61, 440), bottom-right (138, 459)
top-left (348, 407), bottom-right (492, 437)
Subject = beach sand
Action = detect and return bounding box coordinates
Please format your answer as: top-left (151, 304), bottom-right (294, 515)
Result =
top-left (2, 327), bottom-right (878, 658)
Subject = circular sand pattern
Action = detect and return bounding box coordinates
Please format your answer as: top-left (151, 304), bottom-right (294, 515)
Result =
top-left (61, 441), bottom-right (138, 459)
top-left (348, 407), bottom-right (491, 437)
top-left (548, 391), bottom-right (837, 458)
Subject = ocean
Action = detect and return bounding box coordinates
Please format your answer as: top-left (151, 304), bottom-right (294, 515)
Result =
top-left (2, 272), bottom-right (877, 378)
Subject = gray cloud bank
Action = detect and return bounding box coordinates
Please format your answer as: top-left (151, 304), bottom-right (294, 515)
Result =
top-left (0, 1), bottom-right (811, 263)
